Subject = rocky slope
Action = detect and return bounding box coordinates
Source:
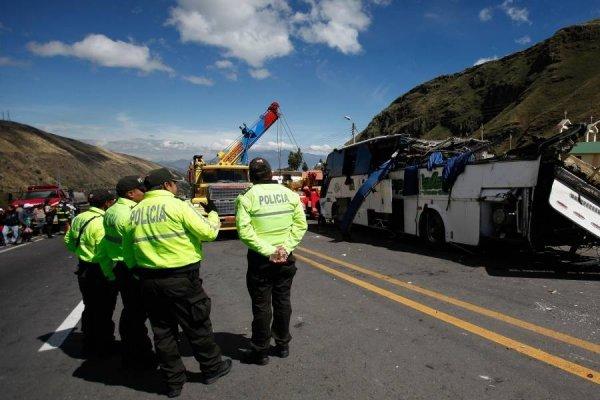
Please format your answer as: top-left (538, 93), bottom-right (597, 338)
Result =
top-left (359, 19), bottom-right (600, 147)
top-left (0, 121), bottom-right (162, 192)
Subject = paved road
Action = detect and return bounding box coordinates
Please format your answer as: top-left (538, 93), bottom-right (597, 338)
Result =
top-left (0, 224), bottom-right (598, 399)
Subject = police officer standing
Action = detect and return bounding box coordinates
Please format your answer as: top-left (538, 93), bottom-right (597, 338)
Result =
top-left (235, 158), bottom-right (308, 365)
top-left (64, 189), bottom-right (117, 357)
top-left (103, 176), bottom-right (155, 368)
top-left (123, 168), bottom-right (231, 398)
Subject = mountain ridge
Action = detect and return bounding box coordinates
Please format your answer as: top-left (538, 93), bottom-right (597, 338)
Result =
top-left (0, 121), bottom-right (162, 192)
top-left (359, 19), bottom-right (600, 147)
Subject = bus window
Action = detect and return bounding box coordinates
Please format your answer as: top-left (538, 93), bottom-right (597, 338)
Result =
top-left (369, 138), bottom-right (399, 170)
top-left (327, 150), bottom-right (344, 177)
top-left (342, 148), bottom-right (357, 176)
top-left (354, 144), bottom-right (371, 175)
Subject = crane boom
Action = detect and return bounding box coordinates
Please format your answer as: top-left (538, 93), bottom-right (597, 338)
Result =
top-left (217, 102), bottom-right (280, 165)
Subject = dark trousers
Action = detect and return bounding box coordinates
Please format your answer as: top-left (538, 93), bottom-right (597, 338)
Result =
top-left (246, 250), bottom-right (297, 353)
top-left (77, 262), bottom-right (118, 355)
top-left (114, 262), bottom-right (154, 362)
top-left (140, 267), bottom-right (222, 389)
top-left (45, 222), bottom-right (53, 238)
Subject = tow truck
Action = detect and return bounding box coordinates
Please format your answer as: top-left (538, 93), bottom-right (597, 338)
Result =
top-left (188, 102), bottom-right (280, 230)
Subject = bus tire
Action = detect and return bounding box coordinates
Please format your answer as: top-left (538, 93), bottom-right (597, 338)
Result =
top-left (419, 209), bottom-right (446, 245)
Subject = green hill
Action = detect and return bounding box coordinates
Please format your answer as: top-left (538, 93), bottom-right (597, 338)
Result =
top-left (359, 19), bottom-right (600, 147)
top-left (0, 121), bottom-right (162, 193)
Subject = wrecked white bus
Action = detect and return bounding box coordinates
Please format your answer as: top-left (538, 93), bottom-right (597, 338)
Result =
top-left (319, 124), bottom-right (599, 250)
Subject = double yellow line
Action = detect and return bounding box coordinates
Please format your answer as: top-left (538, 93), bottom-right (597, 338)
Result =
top-left (295, 246), bottom-right (599, 385)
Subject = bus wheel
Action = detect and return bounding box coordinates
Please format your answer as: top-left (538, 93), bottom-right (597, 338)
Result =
top-left (420, 210), bottom-right (445, 245)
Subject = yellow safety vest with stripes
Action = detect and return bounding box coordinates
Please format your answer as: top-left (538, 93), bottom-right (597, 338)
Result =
top-left (103, 197), bottom-right (136, 263)
top-left (64, 207), bottom-right (115, 280)
top-left (235, 181), bottom-right (308, 257)
top-left (123, 190), bottom-right (220, 269)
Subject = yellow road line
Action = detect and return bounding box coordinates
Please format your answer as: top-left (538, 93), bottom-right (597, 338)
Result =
top-left (297, 246), bottom-right (600, 355)
top-left (295, 253), bottom-right (599, 385)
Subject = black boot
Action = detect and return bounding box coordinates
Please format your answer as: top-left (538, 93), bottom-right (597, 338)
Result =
top-left (201, 359), bottom-right (233, 384)
top-left (273, 344), bottom-right (289, 358)
top-left (242, 349), bottom-right (269, 365)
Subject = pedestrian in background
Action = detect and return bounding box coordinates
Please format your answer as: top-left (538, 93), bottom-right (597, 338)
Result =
top-left (0, 207), bottom-right (5, 246)
top-left (2, 205), bottom-right (21, 245)
top-left (104, 176), bottom-right (155, 369)
top-left (44, 199), bottom-right (56, 238)
top-left (21, 205), bottom-right (33, 242)
top-left (64, 189), bottom-right (117, 357)
top-left (235, 158), bottom-right (307, 365)
top-left (56, 200), bottom-right (71, 234)
top-left (34, 206), bottom-right (46, 235)
top-left (123, 168), bottom-right (231, 397)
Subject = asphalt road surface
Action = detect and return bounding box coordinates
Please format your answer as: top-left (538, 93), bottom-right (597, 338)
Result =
top-left (1, 224), bottom-right (599, 399)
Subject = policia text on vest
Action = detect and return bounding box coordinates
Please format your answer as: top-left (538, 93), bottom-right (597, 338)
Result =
top-left (123, 168), bottom-right (232, 395)
top-left (103, 178), bottom-right (155, 368)
top-left (236, 163), bottom-right (308, 364)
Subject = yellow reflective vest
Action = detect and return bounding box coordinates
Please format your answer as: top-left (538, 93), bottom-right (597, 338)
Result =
top-left (103, 197), bottom-right (136, 263)
top-left (123, 190), bottom-right (220, 269)
top-left (235, 182), bottom-right (307, 257)
top-left (64, 207), bottom-right (115, 280)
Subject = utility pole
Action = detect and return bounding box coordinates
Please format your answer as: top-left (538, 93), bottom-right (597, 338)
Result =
top-left (344, 115), bottom-right (356, 144)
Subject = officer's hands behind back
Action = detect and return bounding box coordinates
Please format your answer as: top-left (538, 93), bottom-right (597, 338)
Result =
top-left (269, 246), bottom-right (289, 264)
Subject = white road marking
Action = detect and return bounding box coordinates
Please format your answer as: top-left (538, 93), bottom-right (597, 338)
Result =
top-left (38, 301), bottom-right (84, 352)
top-left (0, 237), bottom-right (45, 254)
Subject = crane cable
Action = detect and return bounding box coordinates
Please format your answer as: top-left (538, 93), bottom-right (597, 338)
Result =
top-left (279, 112), bottom-right (305, 166)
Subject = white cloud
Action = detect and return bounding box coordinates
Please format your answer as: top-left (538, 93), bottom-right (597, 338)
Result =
top-left (296, 0), bottom-right (371, 54)
top-left (307, 144), bottom-right (333, 154)
top-left (224, 72), bottom-right (238, 81)
top-left (0, 55), bottom-right (27, 67)
top-left (249, 68), bottom-right (270, 79)
top-left (166, 0), bottom-right (293, 67)
top-left (500, 0), bottom-right (530, 24)
top-left (215, 59), bottom-right (234, 69)
top-left (515, 35), bottom-right (531, 45)
top-left (214, 59), bottom-right (238, 80)
top-left (479, 8), bottom-right (493, 21)
top-left (167, 0), bottom-right (384, 68)
top-left (39, 116), bottom-right (240, 161)
top-left (27, 34), bottom-right (172, 73)
top-left (183, 75), bottom-right (214, 86)
top-left (474, 55), bottom-right (499, 66)
top-left (253, 140), bottom-right (296, 151)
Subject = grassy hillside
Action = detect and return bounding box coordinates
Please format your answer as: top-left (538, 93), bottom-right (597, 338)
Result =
top-left (0, 121), bottom-right (162, 192)
top-left (359, 19), bottom-right (600, 147)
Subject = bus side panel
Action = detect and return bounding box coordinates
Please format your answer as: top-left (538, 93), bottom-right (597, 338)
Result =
top-left (404, 197), bottom-right (418, 235)
top-left (415, 199), bottom-right (480, 246)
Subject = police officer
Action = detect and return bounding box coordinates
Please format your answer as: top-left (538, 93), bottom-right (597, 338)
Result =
top-left (123, 168), bottom-right (231, 398)
top-left (64, 189), bottom-right (117, 357)
top-left (56, 200), bottom-right (70, 234)
top-left (235, 158), bottom-right (308, 365)
top-left (103, 176), bottom-right (155, 368)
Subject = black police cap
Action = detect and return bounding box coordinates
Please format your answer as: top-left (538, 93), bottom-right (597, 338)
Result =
top-left (88, 189), bottom-right (116, 207)
top-left (249, 157), bottom-right (272, 182)
top-left (144, 168), bottom-right (183, 189)
top-left (116, 175), bottom-right (145, 196)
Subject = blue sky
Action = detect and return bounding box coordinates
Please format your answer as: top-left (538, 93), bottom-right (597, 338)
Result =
top-left (1, 0), bottom-right (599, 161)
